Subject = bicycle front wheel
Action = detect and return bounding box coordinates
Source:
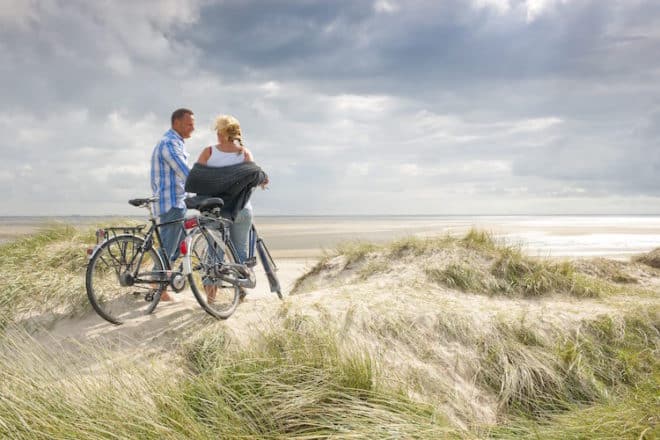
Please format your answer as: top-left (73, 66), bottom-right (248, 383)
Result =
top-left (85, 234), bottom-right (164, 325)
top-left (188, 229), bottom-right (240, 319)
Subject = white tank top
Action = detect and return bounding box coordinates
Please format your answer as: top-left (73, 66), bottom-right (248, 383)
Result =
top-left (206, 146), bottom-right (245, 167)
top-left (205, 146), bottom-right (253, 211)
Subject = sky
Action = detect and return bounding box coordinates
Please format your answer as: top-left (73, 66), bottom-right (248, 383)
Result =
top-left (1, 0), bottom-right (659, 216)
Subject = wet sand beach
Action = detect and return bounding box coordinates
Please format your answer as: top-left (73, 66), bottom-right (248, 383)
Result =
top-left (2, 215), bottom-right (660, 259)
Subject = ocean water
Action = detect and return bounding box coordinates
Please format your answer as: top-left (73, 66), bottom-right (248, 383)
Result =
top-left (1, 215), bottom-right (659, 258)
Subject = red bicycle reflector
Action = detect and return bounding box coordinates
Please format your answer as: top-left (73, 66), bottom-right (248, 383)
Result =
top-left (180, 240), bottom-right (188, 255)
top-left (183, 218), bottom-right (199, 230)
top-left (86, 247), bottom-right (94, 255)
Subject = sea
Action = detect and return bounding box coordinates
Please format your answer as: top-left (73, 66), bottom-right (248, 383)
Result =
top-left (1, 215), bottom-right (660, 259)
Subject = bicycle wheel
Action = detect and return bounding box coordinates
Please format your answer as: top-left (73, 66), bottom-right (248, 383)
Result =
top-left (86, 234), bottom-right (165, 325)
top-left (188, 228), bottom-right (240, 319)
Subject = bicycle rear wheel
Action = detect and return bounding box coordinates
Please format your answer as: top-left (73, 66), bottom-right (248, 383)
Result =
top-left (188, 229), bottom-right (240, 319)
top-left (85, 235), bottom-right (164, 325)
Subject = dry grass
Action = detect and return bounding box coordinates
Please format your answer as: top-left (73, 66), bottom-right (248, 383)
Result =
top-left (0, 221), bottom-right (144, 329)
top-left (0, 225), bottom-right (92, 329)
top-left (0, 225), bottom-right (658, 439)
top-left (0, 321), bottom-right (457, 439)
top-left (634, 248), bottom-right (660, 268)
top-left (294, 229), bottom-right (620, 299)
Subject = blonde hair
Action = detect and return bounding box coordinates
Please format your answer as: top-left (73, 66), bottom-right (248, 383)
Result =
top-left (214, 115), bottom-right (243, 147)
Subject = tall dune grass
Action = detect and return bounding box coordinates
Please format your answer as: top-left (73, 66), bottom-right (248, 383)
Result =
top-left (0, 322), bottom-right (457, 439)
top-left (295, 229), bottom-right (634, 298)
top-left (0, 225), bottom-right (92, 329)
top-left (0, 221), bottom-right (147, 330)
top-left (0, 225), bottom-right (658, 438)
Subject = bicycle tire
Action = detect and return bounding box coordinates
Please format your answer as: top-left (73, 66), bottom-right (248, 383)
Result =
top-left (187, 228), bottom-right (240, 319)
top-left (85, 234), bottom-right (165, 325)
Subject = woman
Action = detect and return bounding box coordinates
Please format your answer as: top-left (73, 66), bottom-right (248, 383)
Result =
top-left (196, 115), bottom-right (256, 263)
top-left (195, 115), bottom-right (267, 302)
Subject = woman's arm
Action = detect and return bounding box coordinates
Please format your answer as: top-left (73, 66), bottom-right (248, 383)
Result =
top-left (243, 147), bottom-right (254, 162)
top-left (197, 146), bottom-right (212, 165)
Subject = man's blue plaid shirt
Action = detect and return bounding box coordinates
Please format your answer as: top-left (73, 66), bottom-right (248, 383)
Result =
top-left (150, 129), bottom-right (190, 217)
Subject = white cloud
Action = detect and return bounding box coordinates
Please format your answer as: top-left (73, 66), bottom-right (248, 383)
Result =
top-left (347, 162), bottom-right (370, 176)
top-left (472, 0), bottom-right (512, 14)
top-left (0, 0), bottom-right (39, 29)
top-left (374, 0), bottom-right (399, 14)
top-left (507, 117), bottom-right (562, 133)
top-left (260, 81), bottom-right (282, 97)
top-left (105, 54), bottom-right (133, 76)
top-left (329, 94), bottom-right (394, 115)
top-left (525, 0), bottom-right (570, 23)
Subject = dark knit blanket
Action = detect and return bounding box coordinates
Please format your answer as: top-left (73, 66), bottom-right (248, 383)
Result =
top-left (185, 162), bottom-right (267, 220)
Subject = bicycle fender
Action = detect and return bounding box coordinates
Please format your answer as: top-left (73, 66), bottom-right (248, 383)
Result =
top-left (182, 236), bottom-right (193, 275)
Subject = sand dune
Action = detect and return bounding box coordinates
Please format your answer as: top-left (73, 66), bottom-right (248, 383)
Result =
top-left (1, 226), bottom-right (658, 438)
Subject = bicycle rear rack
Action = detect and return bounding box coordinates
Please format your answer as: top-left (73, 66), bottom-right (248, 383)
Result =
top-left (86, 225), bottom-right (147, 259)
top-left (94, 225), bottom-right (146, 244)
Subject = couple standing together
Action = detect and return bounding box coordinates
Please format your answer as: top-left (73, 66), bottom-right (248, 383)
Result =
top-left (149, 108), bottom-right (268, 301)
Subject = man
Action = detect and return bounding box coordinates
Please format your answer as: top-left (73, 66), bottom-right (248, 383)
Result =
top-left (150, 108), bottom-right (195, 301)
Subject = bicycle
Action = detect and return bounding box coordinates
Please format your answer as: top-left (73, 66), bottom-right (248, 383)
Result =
top-left (182, 196), bottom-right (282, 320)
top-left (85, 196), bottom-right (281, 324)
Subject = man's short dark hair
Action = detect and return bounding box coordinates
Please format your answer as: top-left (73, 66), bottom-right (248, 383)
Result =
top-left (171, 108), bottom-right (193, 125)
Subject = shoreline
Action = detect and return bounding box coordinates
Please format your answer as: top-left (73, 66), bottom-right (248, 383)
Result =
top-left (1, 216), bottom-right (659, 260)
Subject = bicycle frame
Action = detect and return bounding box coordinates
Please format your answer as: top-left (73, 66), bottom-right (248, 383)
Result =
top-left (181, 218), bottom-right (256, 289)
top-left (89, 213), bottom-right (188, 286)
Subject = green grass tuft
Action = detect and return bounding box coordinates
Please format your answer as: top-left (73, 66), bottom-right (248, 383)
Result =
top-left (460, 228), bottom-right (497, 251)
top-left (426, 263), bottom-right (485, 292)
top-left (491, 249), bottom-right (610, 298)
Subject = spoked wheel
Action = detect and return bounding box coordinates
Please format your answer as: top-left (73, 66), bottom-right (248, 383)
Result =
top-left (188, 230), bottom-right (240, 319)
top-left (85, 235), bottom-right (165, 325)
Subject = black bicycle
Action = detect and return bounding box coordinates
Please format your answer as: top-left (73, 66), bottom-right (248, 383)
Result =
top-left (85, 196), bottom-right (281, 324)
top-left (182, 196), bottom-right (282, 320)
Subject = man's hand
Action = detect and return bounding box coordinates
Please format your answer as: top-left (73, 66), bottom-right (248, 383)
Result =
top-left (260, 175), bottom-right (269, 190)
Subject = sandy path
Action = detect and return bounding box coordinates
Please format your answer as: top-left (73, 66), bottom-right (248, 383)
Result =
top-left (37, 258), bottom-right (312, 349)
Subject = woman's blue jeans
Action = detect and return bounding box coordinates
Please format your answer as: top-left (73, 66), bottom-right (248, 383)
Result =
top-left (202, 207), bottom-right (252, 286)
top-left (230, 207), bottom-right (253, 264)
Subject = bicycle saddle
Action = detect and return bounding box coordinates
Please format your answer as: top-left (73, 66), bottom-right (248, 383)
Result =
top-left (185, 195), bottom-right (224, 212)
top-left (128, 197), bottom-right (157, 207)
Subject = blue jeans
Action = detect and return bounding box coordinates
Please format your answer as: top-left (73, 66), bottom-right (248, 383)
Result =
top-left (201, 207), bottom-right (252, 286)
top-left (230, 207), bottom-right (253, 264)
top-left (158, 207), bottom-right (186, 265)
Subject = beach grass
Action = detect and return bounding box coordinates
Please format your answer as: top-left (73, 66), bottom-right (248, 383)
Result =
top-left (0, 225), bottom-right (658, 438)
top-left (0, 323), bottom-right (456, 439)
top-left (0, 221), bottom-right (143, 330)
top-left (294, 229), bottom-right (632, 298)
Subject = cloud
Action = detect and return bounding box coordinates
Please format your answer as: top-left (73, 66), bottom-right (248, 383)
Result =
top-left (1, 0), bottom-right (659, 214)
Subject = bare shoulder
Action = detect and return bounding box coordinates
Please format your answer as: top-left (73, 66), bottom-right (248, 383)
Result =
top-left (243, 147), bottom-right (254, 162)
top-left (197, 146), bottom-right (212, 164)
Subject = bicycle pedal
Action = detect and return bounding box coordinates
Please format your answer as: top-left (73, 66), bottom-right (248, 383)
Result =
top-left (244, 257), bottom-right (257, 268)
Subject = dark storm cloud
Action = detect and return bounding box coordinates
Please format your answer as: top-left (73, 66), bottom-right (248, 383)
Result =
top-left (183, 1), bottom-right (659, 90)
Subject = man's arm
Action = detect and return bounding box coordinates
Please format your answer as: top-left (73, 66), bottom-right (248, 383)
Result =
top-left (161, 141), bottom-right (190, 178)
